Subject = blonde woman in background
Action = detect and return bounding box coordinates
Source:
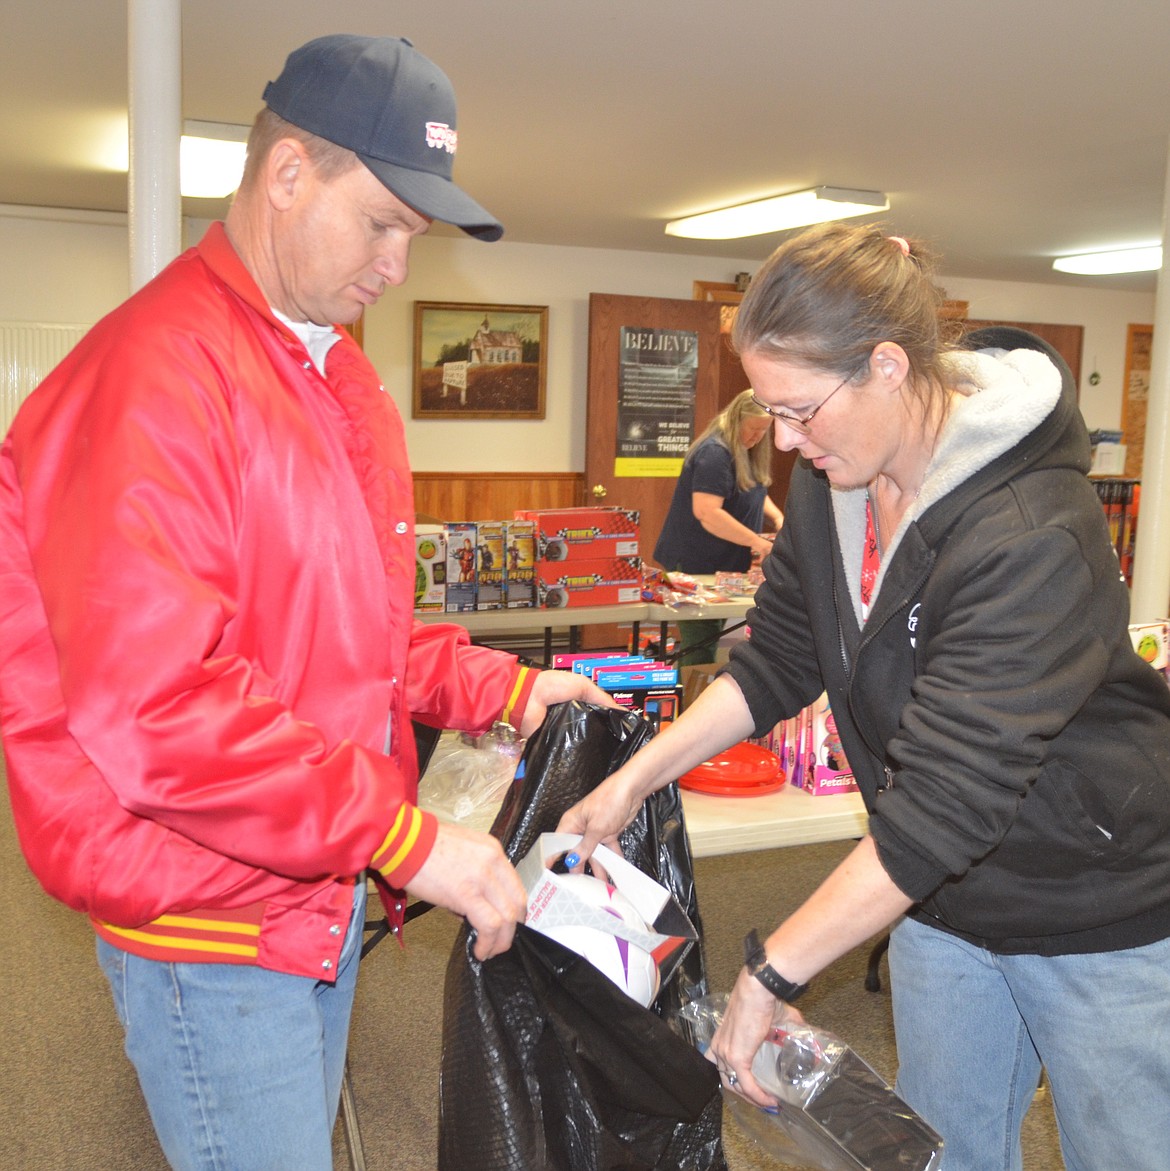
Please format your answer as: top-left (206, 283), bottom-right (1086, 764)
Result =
top-left (653, 389), bottom-right (783, 664)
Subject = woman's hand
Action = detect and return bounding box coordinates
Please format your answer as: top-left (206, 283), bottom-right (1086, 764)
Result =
top-left (556, 763), bottom-right (647, 862)
top-left (557, 675), bottom-right (757, 865)
top-left (708, 965), bottom-right (806, 1107)
top-left (750, 533), bottom-right (775, 562)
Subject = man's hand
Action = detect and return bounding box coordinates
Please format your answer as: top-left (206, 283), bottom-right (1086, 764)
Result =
top-left (404, 822), bottom-right (527, 961)
top-left (519, 667), bottom-right (618, 738)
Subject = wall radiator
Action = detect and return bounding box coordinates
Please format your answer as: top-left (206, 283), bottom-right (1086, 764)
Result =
top-left (1, 322), bottom-right (89, 437)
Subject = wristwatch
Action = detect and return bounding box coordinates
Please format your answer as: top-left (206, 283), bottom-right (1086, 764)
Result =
top-left (743, 928), bottom-right (809, 1002)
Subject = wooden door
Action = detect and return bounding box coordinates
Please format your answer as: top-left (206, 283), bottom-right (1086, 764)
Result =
top-left (586, 293), bottom-right (722, 564)
top-left (965, 320), bottom-right (1084, 388)
top-left (713, 305), bottom-right (799, 514)
top-left (583, 293), bottom-right (721, 650)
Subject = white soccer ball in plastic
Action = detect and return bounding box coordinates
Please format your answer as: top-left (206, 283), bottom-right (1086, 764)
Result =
top-left (540, 873), bottom-right (662, 1007)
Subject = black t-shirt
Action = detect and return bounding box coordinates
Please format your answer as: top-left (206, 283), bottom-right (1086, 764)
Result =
top-left (653, 436), bottom-right (767, 573)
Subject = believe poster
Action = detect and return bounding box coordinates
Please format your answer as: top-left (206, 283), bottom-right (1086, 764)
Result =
top-left (614, 326), bottom-right (698, 476)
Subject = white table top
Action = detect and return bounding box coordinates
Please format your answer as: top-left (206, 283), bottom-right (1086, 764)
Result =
top-left (414, 595), bottom-right (755, 636)
top-left (420, 771), bottom-right (868, 859)
top-left (414, 601), bottom-right (652, 635)
top-left (413, 580), bottom-right (864, 861)
top-left (680, 784), bottom-right (868, 857)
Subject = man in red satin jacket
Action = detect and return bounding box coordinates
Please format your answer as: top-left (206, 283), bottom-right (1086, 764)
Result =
top-left (0, 34), bottom-right (606, 1170)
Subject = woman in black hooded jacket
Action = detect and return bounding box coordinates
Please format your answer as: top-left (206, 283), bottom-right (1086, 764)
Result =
top-left (560, 223), bottom-right (1170, 1171)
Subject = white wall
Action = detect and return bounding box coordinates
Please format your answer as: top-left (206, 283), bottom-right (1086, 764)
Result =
top-left (0, 212), bottom-right (129, 324)
top-left (940, 273), bottom-right (1154, 432)
top-left (346, 234), bottom-right (1158, 470)
top-left (5, 211), bottom-right (1155, 466)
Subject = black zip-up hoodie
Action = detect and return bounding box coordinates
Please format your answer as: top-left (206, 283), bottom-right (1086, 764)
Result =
top-left (724, 328), bottom-right (1170, 955)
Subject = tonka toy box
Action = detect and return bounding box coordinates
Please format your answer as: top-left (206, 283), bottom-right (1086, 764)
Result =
top-left (516, 507), bottom-right (640, 563)
top-left (535, 556), bottom-right (642, 608)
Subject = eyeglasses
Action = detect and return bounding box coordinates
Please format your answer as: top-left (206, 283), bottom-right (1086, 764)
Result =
top-left (751, 374), bottom-right (849, 435)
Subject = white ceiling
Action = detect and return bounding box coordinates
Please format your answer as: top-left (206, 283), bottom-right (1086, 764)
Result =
top-left (6, 0), bottom-right (1170, 294)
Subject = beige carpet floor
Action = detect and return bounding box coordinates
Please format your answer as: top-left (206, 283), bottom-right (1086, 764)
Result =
top-left (1, 751), bottom-right (1064, 1169)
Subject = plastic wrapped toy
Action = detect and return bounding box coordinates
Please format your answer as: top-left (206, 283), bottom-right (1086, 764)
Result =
top-left (676, 995), bottom-right (942, 1171)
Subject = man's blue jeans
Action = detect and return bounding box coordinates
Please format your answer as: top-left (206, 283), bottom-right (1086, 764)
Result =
top-left (889, 914), bottom-right (1170, 1171)
top-left (97, 881), bottom-right (366, 1171)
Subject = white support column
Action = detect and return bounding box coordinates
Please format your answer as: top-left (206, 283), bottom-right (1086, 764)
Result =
top-left (127, 0), bottom-right (182, 292)
top-left (1129, 137), bottom-right (1170, 624)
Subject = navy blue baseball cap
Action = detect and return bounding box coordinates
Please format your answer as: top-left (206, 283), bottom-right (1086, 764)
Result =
top-left (263, 34), bottom-right (503, 241)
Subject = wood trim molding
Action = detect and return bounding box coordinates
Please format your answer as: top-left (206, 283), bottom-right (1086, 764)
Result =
top-left (412, 471), bottom-right (584, 522)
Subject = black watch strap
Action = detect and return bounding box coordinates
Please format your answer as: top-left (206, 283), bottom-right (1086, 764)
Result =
top-left (743, 928), bottom-right (809, 1002)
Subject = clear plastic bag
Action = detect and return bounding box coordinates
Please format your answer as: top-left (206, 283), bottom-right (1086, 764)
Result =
top-left (416, 723), bottom-right (525, 824)
top-left (676, 994), bottom-right (943, 1171)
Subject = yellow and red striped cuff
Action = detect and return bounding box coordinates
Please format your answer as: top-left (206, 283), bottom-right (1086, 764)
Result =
top-left (371, 802), bottom-right (439, 887)
top-left (501, 664), bottom-right (537, 730)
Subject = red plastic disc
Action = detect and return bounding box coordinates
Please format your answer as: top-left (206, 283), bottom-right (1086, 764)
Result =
top-left (679, 741), bottom-right (785, 796)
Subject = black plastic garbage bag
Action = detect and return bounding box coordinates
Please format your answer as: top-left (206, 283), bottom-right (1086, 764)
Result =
top-left (438, 700), bottom-right (726, 1171)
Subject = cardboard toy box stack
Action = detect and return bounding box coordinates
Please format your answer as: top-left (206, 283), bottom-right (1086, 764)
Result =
top-left (429, 519), bottom-right (539, 613)
top-left (553, 650), bottom-right (682, 732)
top-left (418, 506), bottom-right (645, 613)
top-left (515, 506), bottom-right (642, 609)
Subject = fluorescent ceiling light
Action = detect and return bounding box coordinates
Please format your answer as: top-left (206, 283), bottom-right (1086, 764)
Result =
top-left (665, 186), bottom-right (889, 240)
top-left (1052, 246), bottom-right (1162, 275)
top-left (180, 120), bottom-right (248, 199)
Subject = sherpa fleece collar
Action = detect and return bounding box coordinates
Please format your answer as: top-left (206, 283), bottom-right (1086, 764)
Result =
top-left (832, 345), bottom-right (1063, 622)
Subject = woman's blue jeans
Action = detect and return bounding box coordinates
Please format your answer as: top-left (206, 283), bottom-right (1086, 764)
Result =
top-left (889, 914), bottom-right (1170, 1171)
top-left (97, 881), bottom-right (366, 1171)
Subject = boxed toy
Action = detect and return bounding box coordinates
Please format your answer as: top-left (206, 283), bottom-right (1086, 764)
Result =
top-left (568, 653), bottom-right (657, 678)
top-left (445, 521), bottom-right (478, 612)
top-left (504, 519), bottom-right (537, 608)
top-left (678, 994), bottom-right (943, 1171)
top-left (1129, 620), bottom-right (1170, 682)
top-left (476, 520), bottom-right (506, 611)
top-left (802, 694), bottom-right (858, 796)
top-left (516, 506), bottom-right (640, 562)
top-left (414, 524), bottom-right (447, 612)
top-left (536, 556), bottom-right (642, 608)
top-left (593, 665), bottom-right (678, 692)
top-left (603, 685), bottom-right (683, 732)
top-left (781, 707), bottom-right (806, 789)
top-left (551, 651), bottom-right (629, 671)
top-left (519, 832), bottom-right (697, 1006)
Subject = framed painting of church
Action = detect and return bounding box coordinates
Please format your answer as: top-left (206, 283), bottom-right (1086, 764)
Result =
top-left (412, 301), bottom-right (548, 419)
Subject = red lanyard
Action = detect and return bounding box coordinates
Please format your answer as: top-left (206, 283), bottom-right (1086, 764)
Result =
top-left (860, 496), bottom-right (880, 621)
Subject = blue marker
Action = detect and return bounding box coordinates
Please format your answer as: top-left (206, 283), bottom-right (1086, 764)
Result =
top-left (564, 851), bottom-right (580, 870)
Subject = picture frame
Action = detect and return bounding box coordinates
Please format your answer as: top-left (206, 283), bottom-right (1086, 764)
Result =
top-left (412, 301), bottom-right (548, 419)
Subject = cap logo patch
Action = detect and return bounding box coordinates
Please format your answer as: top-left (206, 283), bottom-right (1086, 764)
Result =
top-left (425, 122), bottom-right (458, 154)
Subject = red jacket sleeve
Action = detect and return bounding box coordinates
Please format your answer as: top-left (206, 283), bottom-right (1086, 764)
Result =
top-left (404, 619), bottom-right (536, 735)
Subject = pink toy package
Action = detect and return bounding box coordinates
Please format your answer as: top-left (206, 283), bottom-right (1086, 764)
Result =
top-left (806, 693), bottom-right (858, 796)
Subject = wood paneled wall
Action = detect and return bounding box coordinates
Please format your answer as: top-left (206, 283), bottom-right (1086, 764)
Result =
top-left (413, 471), bottom-right (584, 522)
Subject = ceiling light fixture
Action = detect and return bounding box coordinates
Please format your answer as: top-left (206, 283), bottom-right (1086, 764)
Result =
top-left (665, 186), bottom-right (889, 240)
top-left (1052, 246), bottom-right (1162, 276)
top-left (180, 120), bottom-right (249, 199)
